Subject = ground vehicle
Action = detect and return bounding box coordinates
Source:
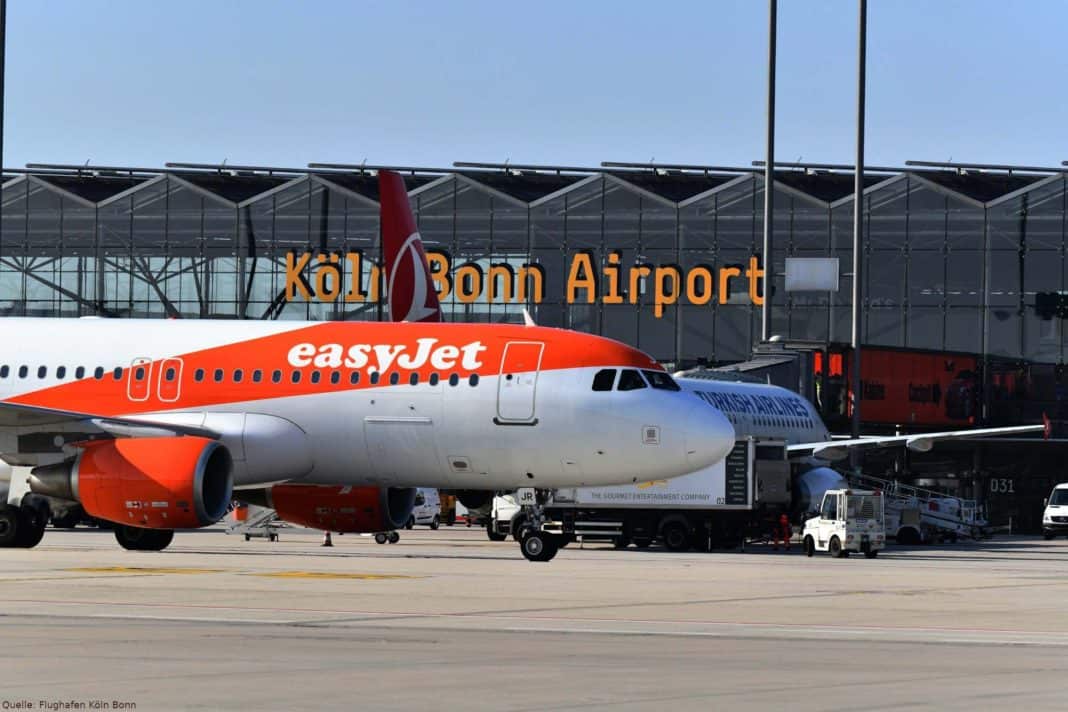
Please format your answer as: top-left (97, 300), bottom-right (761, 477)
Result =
top-left (439, 493), bottom-right (458, 526)
top-left (406, 488), bottom-right (442, 529)
top-left (1042, 483), bottom-right (1068, 539)
top-left (490, 438), bottom-right (792, 557)
top-left (802, 489), bottom-right (885, 558)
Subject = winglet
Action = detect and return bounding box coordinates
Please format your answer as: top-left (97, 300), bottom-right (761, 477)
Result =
top-left (522, 307), bottom-right (536, 327)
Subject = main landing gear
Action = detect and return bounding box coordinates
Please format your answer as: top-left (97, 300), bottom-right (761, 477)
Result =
top-left (114, 525), bottom-right (174, 551)
top-left (374, 531), bottom-right (400, 545)
top-left (515, 490), bottom-right (565, 563)
top-left (0, 497), bottom-right (50, 549)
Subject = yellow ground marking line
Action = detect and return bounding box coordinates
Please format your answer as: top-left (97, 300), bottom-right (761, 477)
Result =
top-left (250, 571), bottom-right (421, 580)
top-left (66, 567), bottom-right (224, 575)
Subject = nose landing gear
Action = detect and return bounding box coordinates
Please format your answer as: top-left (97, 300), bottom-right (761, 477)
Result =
top-left (516, 489), bottom-right (564, 562)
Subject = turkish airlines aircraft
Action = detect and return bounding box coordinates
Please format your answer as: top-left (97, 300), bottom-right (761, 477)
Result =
top-left (678, 371), bottom-right (1046, 511)
top-left (0, 173), bottom-right (735, 558)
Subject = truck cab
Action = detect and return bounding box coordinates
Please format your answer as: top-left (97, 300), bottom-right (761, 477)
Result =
top-left (803, 489), bottom-right (885, 559)
top-left (1042, 483), bottom-right (1068, 540)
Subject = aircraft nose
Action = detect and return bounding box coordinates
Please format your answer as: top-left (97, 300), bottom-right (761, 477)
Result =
top-left (683, 400), bottom-right (736, 469)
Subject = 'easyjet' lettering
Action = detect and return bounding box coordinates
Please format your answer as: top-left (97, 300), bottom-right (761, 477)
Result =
top-left (287, 338), bottom-right (487, 373)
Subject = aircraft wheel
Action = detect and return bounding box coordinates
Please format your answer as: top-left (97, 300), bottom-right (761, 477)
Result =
top-left (115, 526), bottom-right (174, 551)
top-left (374, 532), bottom-right (388, 544)
top-left (15, 506), bottom-right (47, 548)
top-left (519, 530), bottom-right (558, 562)
top-left (804, 536), bottom-right (815, 557)
top-left (430, 515), bottom-right (440, 530)
top-left (388, 531), bottom-right (400, 544)
top-left (0, 507), bottom-right (20, 548)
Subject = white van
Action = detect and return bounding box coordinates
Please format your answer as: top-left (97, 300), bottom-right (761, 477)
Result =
top-left (405, 488), bottom-right (442, 530)
top-left (1042, 483), bottom-right (1068, 540)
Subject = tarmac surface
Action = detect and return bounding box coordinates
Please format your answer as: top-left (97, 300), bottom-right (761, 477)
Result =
top-left (2, 525), bottom-right (1068, 711)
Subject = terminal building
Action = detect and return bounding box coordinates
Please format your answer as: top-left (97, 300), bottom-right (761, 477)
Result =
top-left (1, 159), bottom-right (1065, 531)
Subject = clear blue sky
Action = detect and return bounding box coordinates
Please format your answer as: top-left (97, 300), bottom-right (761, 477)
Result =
top-left (6, 0), bottom-right (1066, 170)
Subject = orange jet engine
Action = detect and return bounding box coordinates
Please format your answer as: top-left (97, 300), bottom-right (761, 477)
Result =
top-left (29, 436), bottom-right (233, 529)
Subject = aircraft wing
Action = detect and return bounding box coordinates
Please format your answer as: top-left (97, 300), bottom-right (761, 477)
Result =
top-left (788, 423), bottom-right (1048, 462)
top-left (0, 400), bottom-right (219, 439)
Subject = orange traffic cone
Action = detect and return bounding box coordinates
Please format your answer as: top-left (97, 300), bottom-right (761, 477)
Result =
top-left (322, 531), bottom-right (333, 547)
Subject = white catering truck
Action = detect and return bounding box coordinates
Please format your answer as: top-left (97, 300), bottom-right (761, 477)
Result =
top-left (488, 438), bottom-right (792, 551)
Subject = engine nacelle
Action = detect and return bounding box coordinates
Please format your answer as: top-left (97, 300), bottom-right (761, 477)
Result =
top-left (261, 484), bottom-right (416, 533)
top-left (795, 466), bottom-right (848, 515)
top-left (29, 436), bottom-right (233, 529)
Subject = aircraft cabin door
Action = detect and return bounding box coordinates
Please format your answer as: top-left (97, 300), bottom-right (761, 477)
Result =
top-left (496, 341), bottom-right (544, 424)
top-left (127, 357), bottom-right (153, 402)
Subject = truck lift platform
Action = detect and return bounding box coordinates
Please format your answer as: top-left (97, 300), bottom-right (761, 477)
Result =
top-left (847, 473), bottom-right (988, 543)
top-left (226, 504), bottom-right (290, 542)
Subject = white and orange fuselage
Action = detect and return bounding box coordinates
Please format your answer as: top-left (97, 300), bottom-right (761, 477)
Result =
top-left (0, 318), bottom-right (734, 492)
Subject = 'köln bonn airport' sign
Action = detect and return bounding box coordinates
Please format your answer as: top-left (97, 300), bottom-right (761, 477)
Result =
top-left (282, 250), bottom-right (834, 318)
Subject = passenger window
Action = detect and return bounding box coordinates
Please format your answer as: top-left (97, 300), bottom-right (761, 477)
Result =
top-left (75, 366), bottom-right (85, 379)
top-left (592, 369), bottom-right (616, 391)
top-left (370, 372), bottom-right (380, 385)
top-left (233, 369), bottom-right (244, 383)
top-left (311, 371), bottom-right (321, 384)
top-left (330, 371), bottom-right (341, 385)
top-left (409, 373), bottom-right (419, 386)
top-left (448, 374), bottom-right (459, 387)
top-left (641, 370), bottom-right (680, 391)
top-left (165, 367), bottom-right (176, 382)
top-left (617, 369), bottom-right (646, 391)
top-left (213, 368), bottom-right (224, 383)
top-left (429, 373), bottom-right (440, 386)
top-left (349, 371), bottom-right (360, 385)
top-left (271, 370), bottom-right (282, 383)
top-left (112, 367), bottom-right (123, 380)
top-left (291, 370), bottom-right (302, 384)
top-left (389, 372), bottom-right (399, 385)
top-left (0, 365), bottom-right (9, 378)
top-left (134, 367), bottom-right (145, 380)
top-left (252, 370), bottom-right (263, 383)
top-left (56, 366), bottom-right (66, 379)
top-left (194, 368), bottom-right (205, 382)
top-left (93, 367), bottom-right (103, 380)
top-left (38, 366), bottom-right (47, 379)
top-left (469, 374), bottom-right (480, 387)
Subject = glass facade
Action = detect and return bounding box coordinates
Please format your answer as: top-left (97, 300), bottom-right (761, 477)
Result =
top-left (2, 166), bottom-right (1066, 367)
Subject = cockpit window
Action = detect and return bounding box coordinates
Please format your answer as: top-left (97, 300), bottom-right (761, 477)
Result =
top-left (617, 369), bottom-right (647, 391)
top-left (592, 369), bottom-right (616, 391)
top-left (642, 370), bottom-right (680, 391)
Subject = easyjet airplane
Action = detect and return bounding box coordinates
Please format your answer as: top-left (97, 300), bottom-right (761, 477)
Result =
top-left (0, 171), bottom-right (735, 561)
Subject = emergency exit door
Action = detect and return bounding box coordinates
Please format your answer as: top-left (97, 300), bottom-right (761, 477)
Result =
top-left (496, 341), bottom-right (543, 424)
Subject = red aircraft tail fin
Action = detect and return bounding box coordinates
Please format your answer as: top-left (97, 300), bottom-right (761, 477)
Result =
top-left (379, 170), bottom-right (442, 322)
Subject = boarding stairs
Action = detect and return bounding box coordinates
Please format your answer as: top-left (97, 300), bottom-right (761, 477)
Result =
top-left (847, 473), bottom-right (989, 541)
top-left (225, 504), bottom-right (288, 541)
